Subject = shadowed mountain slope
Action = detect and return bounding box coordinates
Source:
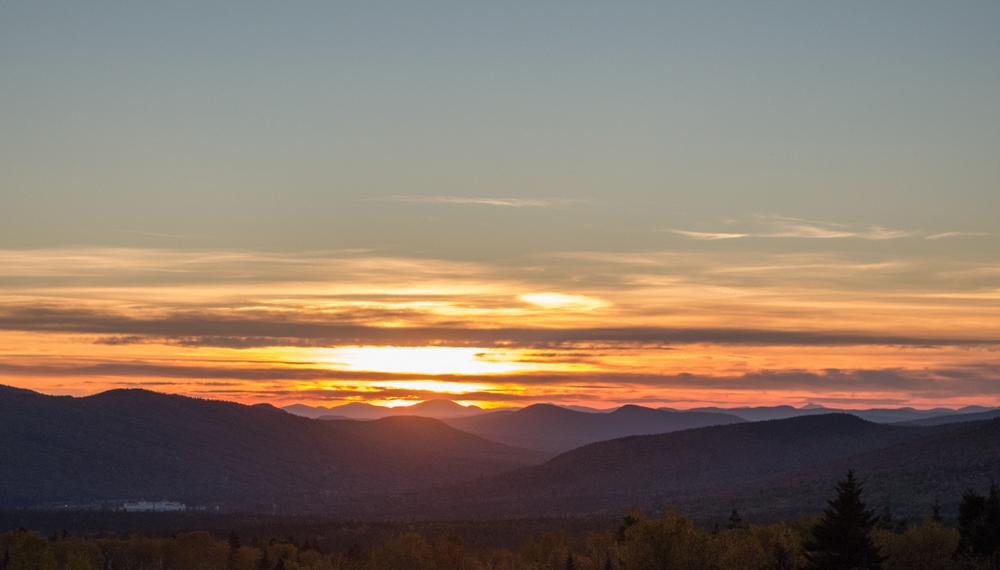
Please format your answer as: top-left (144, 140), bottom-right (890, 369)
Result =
top-left (689, 405), bottom-right (964, 423)
top-left (442, 403), bottom-right (745, 453)
top-left (0, 385), bottom-right (546, 510)
top-left (384, 414), bottom-right (959, 518)
top-left (895, 408), bottom-right (1000, 426)
top-left (680, 417), bottom-right (1000, 522)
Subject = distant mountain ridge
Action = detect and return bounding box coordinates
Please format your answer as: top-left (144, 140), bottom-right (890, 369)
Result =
top-left (284, 400), bottom-right (993, 425)
top-left (686, 404), bottom-right (988, 423)
top-left (895, 407), bottom-right (1000, 426)
top-left (0, 385), bottom-right (546, 511)
top-left (377, 414), bottom-right (990, 520)
top-left (6, 384), bottom-right (1000, 522)
top-left (442, 404), bottom-right (746, 453)
top-left (283, 399), bottom-right (485, 420)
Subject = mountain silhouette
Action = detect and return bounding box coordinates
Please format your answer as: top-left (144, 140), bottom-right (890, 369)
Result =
top-left (283, 399), bottom-right (483, 420)
top-left (442, 403), bottom-right (745, 452)
top-left (383, 414), bottom-right (968, 518)
top-left (0, 385), bottom-right (546, 511)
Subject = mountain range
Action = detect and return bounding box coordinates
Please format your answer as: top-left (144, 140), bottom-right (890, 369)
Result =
top-left (0, 385), bottom-right (545, 512)
top-left (4, 384), bottom-right (999, 522)
top-left (441, 404), bottom-right (745, 452)
top-left (385, 413), bottom-right (984, 520)
top-left (283, 400), bottom-right (997, 425)
top-left (283, 399), bottom-right (484, 420)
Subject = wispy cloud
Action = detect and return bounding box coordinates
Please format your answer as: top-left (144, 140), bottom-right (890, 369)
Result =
top-left (668, 216), bottom-right (913, 241)
top-left (113, 229), bottom-right (207, 239)
top-left (365, 195), bottom-right (579, 208)
top-left (926, 231), bottom-right (994, 240)
top-left (668, 230), bottom-right (750, 240)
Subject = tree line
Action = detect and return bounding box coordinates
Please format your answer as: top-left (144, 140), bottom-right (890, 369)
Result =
top-left (2, 471), bottom-right (999, 570)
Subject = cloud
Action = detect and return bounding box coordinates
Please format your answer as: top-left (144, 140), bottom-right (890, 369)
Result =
top-left (668, 230), bottom-right (750, 240)
top-left (519, 293), bottom-right (610, 310)
top-left (5, 362), bottom-right (1000, 403)
top-left (364, 195), bottom-right (578, 208)
top-left (0, 305), bottom-right (995, 348)
top-left (669, 216), bottom-right (913, 241)
top-left (926, 231), bottom-right (994, 240)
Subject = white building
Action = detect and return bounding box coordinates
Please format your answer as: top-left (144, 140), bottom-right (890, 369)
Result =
top-left (123, 501), bottom-right (186, 512)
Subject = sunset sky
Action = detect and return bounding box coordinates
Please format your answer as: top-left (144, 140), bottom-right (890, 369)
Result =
top-left (2, 2), bottom-right (999, 409)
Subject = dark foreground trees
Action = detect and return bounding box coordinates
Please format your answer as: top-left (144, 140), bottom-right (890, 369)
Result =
top-left (804, 469), bottom-right (885, 570)
top-left (957, 483), bottom-right (1000, 563)
top-left (0, 472), bottom-right (990, 570)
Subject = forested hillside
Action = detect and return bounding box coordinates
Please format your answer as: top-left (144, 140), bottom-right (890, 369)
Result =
top-left (0, 386), bottom-right (546, 510)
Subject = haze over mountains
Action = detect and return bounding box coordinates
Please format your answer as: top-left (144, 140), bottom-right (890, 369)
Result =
top-left (441, 404), bottom-right (744, 453)
top-left (283, 400), bottom-right (994, 425)
top-left (0, 385), bottom-right (545, 512)
top-left (396, 414), bottom-right (986, 520)
top-left (283, 399), bottom-right (484, 420)
top-left (4, 384), bottom-right (1000, 522)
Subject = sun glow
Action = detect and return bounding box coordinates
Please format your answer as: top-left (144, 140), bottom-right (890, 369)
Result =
top-left (367, 380), bottom-right (494, 394)
top-left (319, 346), bottom-right (536, 375)
top-left (519, 292), bottom-right (609, 310)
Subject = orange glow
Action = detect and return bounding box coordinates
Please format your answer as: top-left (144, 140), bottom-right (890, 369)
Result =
top-left (317, 346), bottom-right (539, 375)
top-left (2, 248), bottom-right (999, 409)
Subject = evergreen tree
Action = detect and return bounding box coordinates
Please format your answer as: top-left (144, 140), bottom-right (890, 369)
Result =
top-left (228, 531), bottom-right (241, 552)
top-left (876, 505), bottom-right (893, 531)
top-left (727, 510), bottom-right (744, 529)
top-left (257, 548), bottom-right (270, 570)
top-left (931, 497), bottom-right (943, 523)
top-left (804, 469), bottom-right (885, 570)
top-left (604, 556), bottom-right (614, 570)
top-left (957, 483), bottom-right (1000, 559)
top-left (565, 553), bottom-right (576, 570)
top-left (771, 542), bottom-right (794, 570)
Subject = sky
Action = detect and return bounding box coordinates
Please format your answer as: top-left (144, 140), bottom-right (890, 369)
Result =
top-left (1, 1), bottom-right (999, 409)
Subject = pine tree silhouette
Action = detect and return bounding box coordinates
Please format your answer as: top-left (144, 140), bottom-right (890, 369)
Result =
top-left (565, 553), bottom-right (576, 570)
top-left (727, 509), bottom-right (744, 529)
top-left (604, 556), bottom-right (614, 570)
top-left (772, 542), bottom-right (794, 570)
top-left (876, 505), bottom-right (893, 530)
top-left (958, 483), bottom-right (1000, 559)
top-left (931, 497), bottom-right (943, 523)
top-left (228, 531), bottom-right (241, 552)
top-left (804, 469), bottom-right (885, 570)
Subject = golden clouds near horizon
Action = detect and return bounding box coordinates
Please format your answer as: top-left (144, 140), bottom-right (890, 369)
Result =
top-left (1, 248), bottom-right (1000, 408)
top-left (317, 346), bottom-right (538, 375)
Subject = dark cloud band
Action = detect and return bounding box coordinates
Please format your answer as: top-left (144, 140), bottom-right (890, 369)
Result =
top-left (1, 306), bottom-right (996, 348)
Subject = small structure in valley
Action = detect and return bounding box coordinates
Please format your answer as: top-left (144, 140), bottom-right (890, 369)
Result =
top-left (122, 500), bottom-right (186, 512)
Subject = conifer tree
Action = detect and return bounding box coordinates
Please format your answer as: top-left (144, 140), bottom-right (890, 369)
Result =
top-left (565, 553), bottom-right (576, 570)
top-left (957, 483), bottom-right (1000, 559)
top-left (228, 531), bottom-right (241, 552)
top-left (804, 469), bottom-right (885, 570)
top-left (931, 497), bottom-right (943, 523)
top-left (771, 542), bottom-right (794, 570)
top-left (876, 505), bottom-right (893, 530)
top-left (727, 510), bottom-right (744, 529)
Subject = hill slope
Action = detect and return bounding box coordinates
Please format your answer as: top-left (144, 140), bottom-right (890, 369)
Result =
top-left (443, 404), bottom-right (745, 453)
top-left (385, 414), bottom-right (959, 518)
top-left (896, 408), bottom-right (1000, 427)
top-left (0, 385), bottom-right (546, 511)
top-left (687, 417), bottom-right (1000, 522)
